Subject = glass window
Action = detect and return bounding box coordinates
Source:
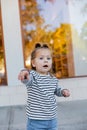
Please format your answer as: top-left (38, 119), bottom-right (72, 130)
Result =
top-left (19, 0), bottom-right (87, 78)
top-left (0, 5), bottom-right (7, 85)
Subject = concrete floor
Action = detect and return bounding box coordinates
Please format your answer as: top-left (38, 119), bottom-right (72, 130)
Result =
top-left (0, 100), bottom-right (87, 130)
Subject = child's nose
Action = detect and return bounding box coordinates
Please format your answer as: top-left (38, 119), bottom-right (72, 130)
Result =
top-left (44, 58), bottom-right (48, 62)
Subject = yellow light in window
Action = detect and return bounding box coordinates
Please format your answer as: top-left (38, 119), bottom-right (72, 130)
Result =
top-left (26, 56), bottom-right (31, 67)
top-left (0, 68), bottom-right (5, 76)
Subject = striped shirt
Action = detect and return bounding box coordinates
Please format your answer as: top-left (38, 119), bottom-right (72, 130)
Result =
top-left (23, 70), bottom-right (63, 120)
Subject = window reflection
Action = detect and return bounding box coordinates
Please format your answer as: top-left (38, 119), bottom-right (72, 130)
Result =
top-left (0, 5), bottom-right (7, 85)
top-left (20, 0), bottom-right (87, 78)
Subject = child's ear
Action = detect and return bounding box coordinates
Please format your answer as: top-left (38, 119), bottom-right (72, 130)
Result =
top-left (31, 60), bottom-right (36, 67)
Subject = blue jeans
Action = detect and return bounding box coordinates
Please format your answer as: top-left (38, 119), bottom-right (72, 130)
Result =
top-left (27, 118), bottom-right (58, 130)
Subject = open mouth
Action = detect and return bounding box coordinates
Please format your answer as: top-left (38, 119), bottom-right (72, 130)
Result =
top-left (43, 65), bottom-right (48, 68)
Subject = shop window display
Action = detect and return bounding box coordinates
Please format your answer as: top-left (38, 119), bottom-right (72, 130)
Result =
top-left (19, 0), bottom-right (87, 78)
top-left (0, 5), bottom-right (7, 85)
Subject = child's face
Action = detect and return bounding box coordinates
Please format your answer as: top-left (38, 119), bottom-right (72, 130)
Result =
top-left (32, 48), bottom-right (52, 75)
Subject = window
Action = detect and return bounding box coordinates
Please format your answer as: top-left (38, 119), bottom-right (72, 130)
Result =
top-left (19, 0), bottom-right (87, 78)
top-left (0, 5), bottom-right (7, 85)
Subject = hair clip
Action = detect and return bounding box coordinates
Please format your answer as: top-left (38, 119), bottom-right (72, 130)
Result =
top-left (35, 43), bottom-right (49, 49)
top-left (35, 43), bottom-right (41, 48)
top-left (43, 44), bottom-right (48, 48)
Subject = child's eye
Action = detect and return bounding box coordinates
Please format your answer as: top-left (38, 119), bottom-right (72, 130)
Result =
top-left (40, 57), bottom-right (43, 60)
top-left (47, 57), bottom-right (51, 60)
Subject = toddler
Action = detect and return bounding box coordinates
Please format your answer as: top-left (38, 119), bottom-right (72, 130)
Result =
top-left (18, 43), bottom-right (70, 130)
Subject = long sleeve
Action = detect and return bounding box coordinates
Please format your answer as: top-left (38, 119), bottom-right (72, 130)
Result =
top-left (22, 73), bottom-right (33, 87)
top-left (54, 86), bottom-right (63, 97)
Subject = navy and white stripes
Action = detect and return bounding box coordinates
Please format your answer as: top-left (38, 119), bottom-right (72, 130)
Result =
top-left (23, 70), bottom-right (63, 120)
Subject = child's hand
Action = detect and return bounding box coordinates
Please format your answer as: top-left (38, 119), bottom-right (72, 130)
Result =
top-left (62, 89), bottom-right (70, 97)
top-left (18, 70), bottom-right (29, 81)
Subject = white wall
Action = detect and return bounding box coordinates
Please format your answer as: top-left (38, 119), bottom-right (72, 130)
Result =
top-left (1, 0), bottom-right (24, 85)
top-left (56, 77), bottom-right (87, 102)
top-left (0, 77), bottom-right (87, 106)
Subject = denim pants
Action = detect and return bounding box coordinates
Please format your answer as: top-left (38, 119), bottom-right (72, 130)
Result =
top-left (27, 118), bottom-right (58, 130)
